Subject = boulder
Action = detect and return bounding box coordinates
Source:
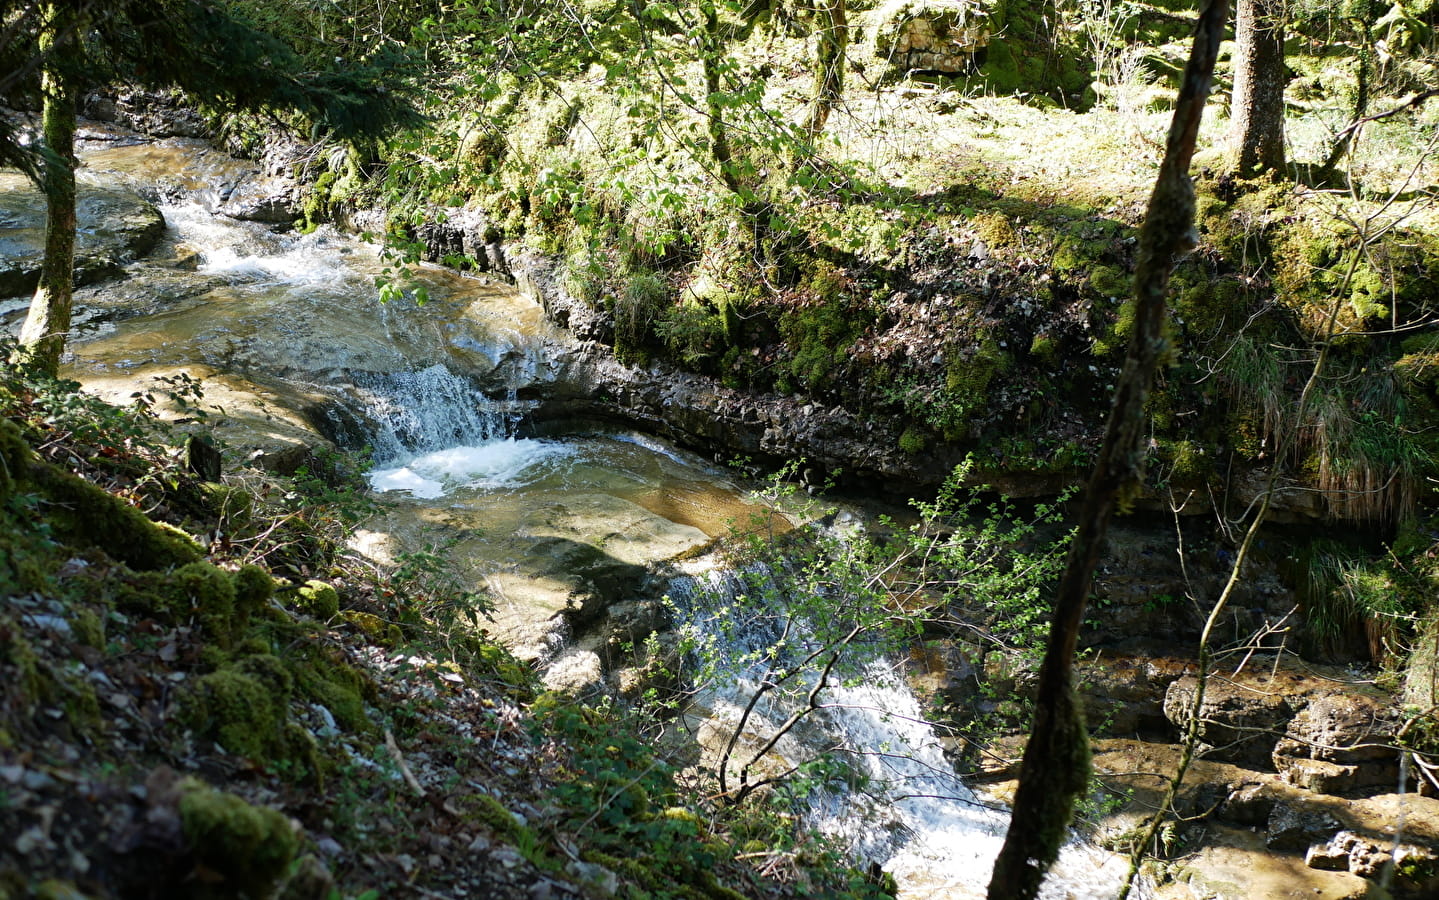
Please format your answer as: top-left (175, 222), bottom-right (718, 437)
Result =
top-left (1272, 693), bottom-right (1401, 796)
top-left (1164, 671), bottom-right (1298, 766)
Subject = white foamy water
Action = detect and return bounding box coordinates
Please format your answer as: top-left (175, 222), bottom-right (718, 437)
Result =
top-left (162, 202), bottom-right (365, 286)
top-left (368, 438), bottom-right (574, 499)
top-left (671, 566), bottom-right (1144, 900)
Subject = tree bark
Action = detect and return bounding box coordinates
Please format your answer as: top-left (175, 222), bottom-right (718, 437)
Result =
top-left (15, 0), bottom-right (81, 379)
top-left (1229, 0), bottom-right (1286, 175)
top-left (984, 2), bottom-right (1229, 897)
top-left (805, 0), bottom-right (846, 138)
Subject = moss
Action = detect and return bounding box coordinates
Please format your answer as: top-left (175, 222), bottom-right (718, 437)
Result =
top-left (0, 419), bottom-right (32, 496)
top-left (342, 610), bottom-right (398, 645)
top-left (898, 426), bottom-right (927, 454)
top-left (68, 607), bottom-right (105, 650)
top-left (34, 881), bottom-right (90, 900)
top-left (179, 663), bottom-right (294, 764)
top-left (1029, 333), bottom-right (1058, 362)
top-left (1088, 265), bottom-right (1131, 300)
top-left (30, 462), bottom-right (203, 571)
top-left (469, 791), bottom-right (525, 839)
top-left (179, 780), bottom-right (298, 899)
top-left (199, 483), bottom-right (252, 530)
top-left (972, 212), bottom-right (1019, 250)
top-left (295, 579), bottom-right (340, 620)
top-left (0, 624), bottom-right (47, 716)
top-left (292, 649), bottom-right (372, 733)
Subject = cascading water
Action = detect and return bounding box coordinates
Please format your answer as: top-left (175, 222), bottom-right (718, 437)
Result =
top-left (358, 364), bottom-right (573, 500)
top-left (667, 561), bottom-right (1146, 900)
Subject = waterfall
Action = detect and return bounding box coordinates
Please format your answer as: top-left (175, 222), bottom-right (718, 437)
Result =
top-left (667, 562), bottom-right (1145, 900)
top-left (350, 364), bottom-right (520, 459)
top-left (355, 364), bottom-right (572, 500)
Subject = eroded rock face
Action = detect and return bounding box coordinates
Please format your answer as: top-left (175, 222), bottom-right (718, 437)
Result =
top-left (510, 247), bottom-right (957, 489)
top-left (1273, 693), bottom-right (1402, 795)
top-left (1158, 659), bottom-right (1404, 790)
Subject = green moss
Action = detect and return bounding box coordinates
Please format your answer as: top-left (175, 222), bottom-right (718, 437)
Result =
top-left (0, 624), bottom-right (47, 716)
top-left (898, 426), bottom-right (927, 454)
top-left (199, 484), bottom-right (252, 530)
top-left (179, 780), bottom-right (298, 899)
top-left (1029, 333), bottom-right (1058, 362)
top-left (30, 462), bottom-right (203, 571)
top-left (972, 212), bottom-right (1019, 251)
top-left (1157, 439), bottom-right (1210, 481)
top-left (68, 607), bottom-right (105, 650)
top-left (34, 881), bottom-right (89, 900)
top-left (1089, 265), bottom-right (1131, 300)
top-left (292, 648), bottom-right (373, 733)
top-left (179, 663), bottom-right (295, 764)
top-left (0, 419), bottom-right (32, 496)
top-left (295, 579), bottom-right (340, 620)
top-left (470, 791), bottom-right (525, 839)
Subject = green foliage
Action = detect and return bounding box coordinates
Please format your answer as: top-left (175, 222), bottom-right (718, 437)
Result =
top-left (674, 457), bottom-right (1072, 807)
top-left (613, 270), bottom-right (671, 365)
top-left (1291, 541), bottom-right (1421, 662)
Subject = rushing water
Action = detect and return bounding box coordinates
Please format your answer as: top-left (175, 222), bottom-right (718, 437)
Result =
top-left (668, 564), bottom-right (1144, 900)
top-left (37, 139), bottom-right (1144, 899)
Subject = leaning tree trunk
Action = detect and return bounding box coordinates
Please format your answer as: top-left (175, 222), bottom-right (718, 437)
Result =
top-left (984, 2), bottom-right (1230, 898)
top-left (1229, 0), bottom-right (1286, 175)
top-left (16, 0), bottom-right (81, 379)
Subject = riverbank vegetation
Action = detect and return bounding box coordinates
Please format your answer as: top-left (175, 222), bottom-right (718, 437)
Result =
top-left (5, 0), bottom-right (1439, 896)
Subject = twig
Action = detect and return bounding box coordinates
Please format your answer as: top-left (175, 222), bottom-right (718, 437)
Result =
top-left (384, 728), bottom-right (426, 798)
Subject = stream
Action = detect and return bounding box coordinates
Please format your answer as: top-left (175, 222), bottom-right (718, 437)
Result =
top-left (6, 136), bottom-right (1144, 898)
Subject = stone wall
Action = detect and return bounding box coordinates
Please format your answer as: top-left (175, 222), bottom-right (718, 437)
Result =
top-left (871, 0), bottom-right (991, 75)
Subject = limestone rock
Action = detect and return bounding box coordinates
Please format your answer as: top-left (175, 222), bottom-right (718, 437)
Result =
top-left (1272, 692), bottom-right (1401, 796)
top-left (1267, 800), bottom-right (1341, 851)
top-left (0, 172), bottom-right (165, 298)
top-left (542, 648), bottom-right (604, 696)
top-left (1164, 671), bottom-right (1297, 766)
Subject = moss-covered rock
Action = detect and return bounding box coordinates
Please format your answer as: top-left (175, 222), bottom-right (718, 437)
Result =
top-left (294, 579), bottom-right (339, 620)
top-left (178, 661), bottom-right (294, 764)
top-left (178, 780), bottom-right (298, 899)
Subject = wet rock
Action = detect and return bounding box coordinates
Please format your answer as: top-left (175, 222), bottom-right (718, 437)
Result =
top-left (409, 207), bottom-right (510, 277)
top-left (1267, 801), bottom-right (1341, 851)
top-left (0, 172), bottom-right (165, 299)
top-left (83, 89), bottom-right (209, 138)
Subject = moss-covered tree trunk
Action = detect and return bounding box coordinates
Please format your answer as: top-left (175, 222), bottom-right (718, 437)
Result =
top-left (805, 0), bottom-right (846, 138)
top-left (1229, 0), bottom-right (1286, 175)
top-left (984, 2), bottom-right (1229, 897)
top-left (15, 0), bottom-right (81, 379)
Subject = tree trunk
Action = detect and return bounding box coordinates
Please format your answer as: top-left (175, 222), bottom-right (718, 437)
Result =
top-left (1228, 0), bottom-right (1286, 175)
top-left (805, 0), bottom-right (846, 138)
top-left (985, 2), bottom-right (1230, 897)
top-left (15, 0), bottom-right (81, 379)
